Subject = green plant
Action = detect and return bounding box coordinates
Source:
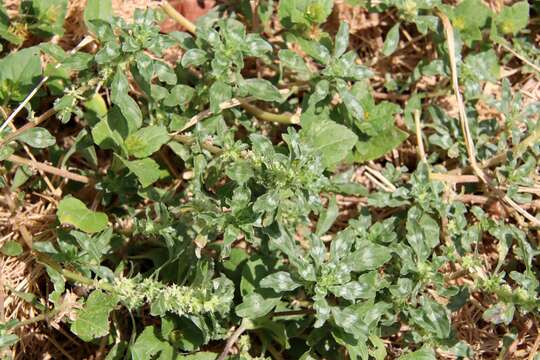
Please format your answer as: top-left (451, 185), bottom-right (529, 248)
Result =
top-left (1, 0), bottom-right (539, 359)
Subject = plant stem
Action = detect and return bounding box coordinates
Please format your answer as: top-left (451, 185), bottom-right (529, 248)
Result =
top-left (172, 134), bottom-right (223, 155)
top-left (36, 254), bottom-right (114, 292)
top-left (217, 320), bottom-right (248, 360)
top-left (160, 1), bottom-right (196, 34)
top-left (6, 154), bottom-right (91, 184)
top-left (239, 101), bottom-right (299, 125)
top-left (10, 307), bottom-right (62, 330)
top-left (0, 108), bottom-right (57, 147)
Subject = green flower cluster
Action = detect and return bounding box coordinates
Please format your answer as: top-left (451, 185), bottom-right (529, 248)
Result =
top-left (114, 276), bottom-right (234, 316)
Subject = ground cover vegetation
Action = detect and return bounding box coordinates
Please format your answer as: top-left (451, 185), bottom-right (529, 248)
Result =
top-left (0, 0), bottom-right (539, 358)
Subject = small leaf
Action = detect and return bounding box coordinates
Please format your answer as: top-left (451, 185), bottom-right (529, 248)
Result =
top-left (482, 302), bottom-right (515, 325)
top-left (164, 84), bottom-right (195, 108)
top-left (408, 297), bottom-right (451, 339)
top-left (131, 326), bottom-right (174, 360)
top-left (297, 37), bottom-right (331, 64)
top-left (345, 242), bottom-right (391, 272)
top-left (451, 0), bottom-right (490, 44)
top-left (316, 196), bottom-right (339, 236)
top-left (330, 272), bottom-right (377, 300)
top-left (334, 22), bottom-right (350, 58)
top-left (0, 47), bottom-right (42, 102)
top-left (340, 89), bottom-right (364, 120)
top-left (260, 272), bottom-right (302, 292)
top-left (121, 157), bottom-right (161, 187)
top-left (111, 71), bottom-right (142, 132)
top-left (242, 79), bottom-right (282, 102)
top-left (496, 1), bottom-right (529, 35)
top-left (209, 81), bottom-right (232, 113)
top-left (382, 23), bottom-right (400, 56)
top-left (463, 49), bottom-right (500, 82)
top-left (92, 116), bottom-right (124, 151)
top-left (15, 127), bottom-right (56, 148)
top-left (181, 49), bottom-right (208, 67)
top-left (0, 240), bottom-right (23, 256)
top-left (57, 197), bottom-right (108, 233)
top-left (279, 50), bottom-right (311, 75)
top-left (125, 126), bottom-right (169, 158)
top-left (0, 334), bottom-right (19, 348)
top-left (236, 293), bottom-right (278, 319)
top-left (300, 120), bottom-right (358, 168)
top-left (226, 160), bottom-right (254, 185)
top-left (71, 290), bottom-right (117, 341)
top-left (245, 34), bottom-right (273, 57)
top-left (84, 93), bottom-right (108, 119)
top-left (354, 126), bottom-right (408, 162)
top-left (84, 0), bottom-right (112, 31)
top-left (399, 347), bottom-right (436, 360)
top-left (154, 62), bottom-right (176, 85)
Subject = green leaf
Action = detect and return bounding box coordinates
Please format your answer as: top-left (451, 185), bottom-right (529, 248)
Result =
top-left (131, 326), bottom-right (174, 360)
top-left (57, 197), bottom-right (108, 233)
top-left (382, 23), bottom-right (400, 56)
top-left (84, 93), bottom-right (108, 119)
top-left (408, 297), bottom-right (451, 339)
top-left (125, 126), bottom-right (169, 158)
top-left (496, 1), bottom-right (529, 35)
top-left (399, 347), bottom-right (436, 360)
top-left (260, 272), bottom-right (302, 292)
top-left (463, 49), bottom-right (499, 83)
top-left (354, 126), bottom-right (408, 162)
top-left (0, 334), bottom-right (19, 348)
top-left (329, 272), bottom-right (378, 300)
top-left (300, 120), bottom-right (357, 168)
top-left (482, 302), bottom-right (515, 325)
top-left (296, 37), bottom-right (331, 64)
top-left (332, 306), bottom-right (368, 338)
top-left (15, 127), bottom-right (56, 148)
top-left (0, 145), bottom-right (15, 161)
top-left (92, 116), bottom-right (125, 151)
top-left (242, 79), bottom-right (282, 102)
top-left (111, 71), bottom-right (142, 132)
top-left (164, 84), bottom-right (195, 109)
top-left (155, 62), bottom-right (177, 85)
top-left (279, 49), bottom-right (311, 75)
top-left (278, 0), bottom-right (333, 27)
top-left (21, 0), bottom-right (68, 36)
top-left (0, 47), bottom-right (42, 102)
top-left (226, 160), bottom-right (254, 185)
top-left (71, 290), bottom-right (117, 341)
top-left (334, 22), bottom-right (350, 58)
top-left (179, 353), bottom-right (218, 360)
top-left (316, 196), bottom-right (338, 236)
top-left (104, 342), bottom-right (127, 360)
top-left (406, 207), bottom-right (440, 262)
top-left (236, 293), bottom-right (278, 319)
top-left (120, 157), bottom-right (161, 187)
top-left (209, 81), bottom-right (232, 113)
top-left (245, 34), bottom-right (273, 57)
top-left (181, 49), bottom-right (208, 67)
top-left (84, 0), bottom-right (113, 32)
top-left (451, 0), bottom-right (490, 44)
top-left (340, 89), bottom-right (364, 120)
top-left (0, 240), bottom-right (23, 256)
top-left (345, 242), bottom-right (391, 272)
top-left (0, 3), bottom-right (22, 44)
